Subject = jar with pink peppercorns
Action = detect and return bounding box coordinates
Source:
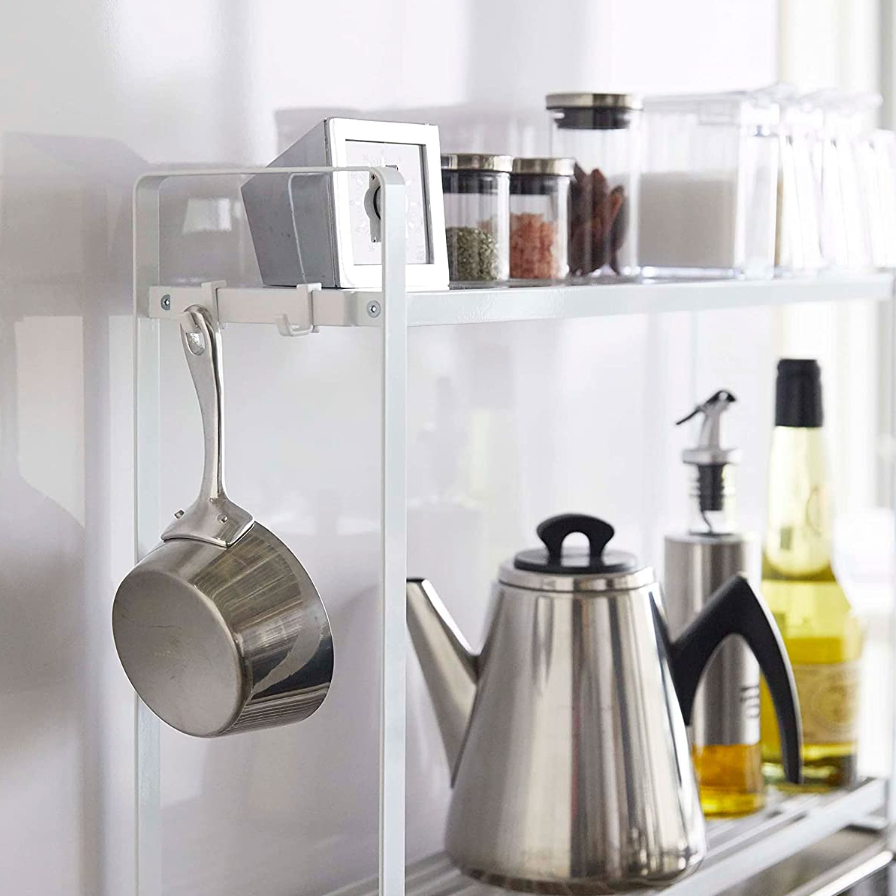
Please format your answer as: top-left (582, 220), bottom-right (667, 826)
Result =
top-left (510, 157), bottom-right (574, 281)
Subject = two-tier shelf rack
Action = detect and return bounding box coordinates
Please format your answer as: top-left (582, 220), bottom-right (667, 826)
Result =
top-left (132, 167), bottom-right (896, 896)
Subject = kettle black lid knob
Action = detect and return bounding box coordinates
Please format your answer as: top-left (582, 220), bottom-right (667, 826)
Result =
top-left (514, 513), bottom-right (639, 575)
top-left (538, 514), bottom-right (614, 565)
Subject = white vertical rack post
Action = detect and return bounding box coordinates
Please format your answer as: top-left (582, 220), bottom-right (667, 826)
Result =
top-left (374, 166), bottom-right (408, 896)
top-left (889, 274), bottom-right (896, 833)
top-left (131, 167), bottom-right (409, 896)
top-left (133, 173), bottom-right (165, 896)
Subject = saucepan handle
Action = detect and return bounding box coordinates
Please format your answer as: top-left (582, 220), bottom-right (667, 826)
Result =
top-left (669, 574), bottom-right (802, 785)
top-left (161, 303), bottom-right (253, 547)
top-left (182, 305), bottom-right (226, 505)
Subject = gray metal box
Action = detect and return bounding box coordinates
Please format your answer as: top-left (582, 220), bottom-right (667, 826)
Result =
top-left (242, 117), bottom-right (448, 290)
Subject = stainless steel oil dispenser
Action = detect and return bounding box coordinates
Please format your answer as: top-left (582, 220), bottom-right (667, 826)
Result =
top-left (665, 390), bottom-right (765, 815)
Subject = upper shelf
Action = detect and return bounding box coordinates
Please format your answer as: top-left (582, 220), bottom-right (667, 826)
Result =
top-left (398, 273), bottom-right (895, 326)
top-left (146, 273), bottom-right (894, 331)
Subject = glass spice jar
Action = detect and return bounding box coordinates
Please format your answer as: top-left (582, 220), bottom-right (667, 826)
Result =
top-left (546, 92), bottom-right (642, 277)
top-left (510, 157), bottom-right (574, 280)
top-left (441, 153), bottom-right (512, 283)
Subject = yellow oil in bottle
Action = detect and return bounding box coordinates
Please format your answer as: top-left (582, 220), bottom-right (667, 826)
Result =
top-left (692, 743), bottom-right (765, 816)
top-left (759, 410), bottom-right (862, 789)
top-left (759, 566), bottom-right (862, 788)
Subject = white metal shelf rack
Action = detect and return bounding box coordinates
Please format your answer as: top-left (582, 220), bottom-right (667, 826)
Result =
top-left (333, 780), bottom-right (887, 896)
top-left (132, 168), bottom-right (896, 896)
top-left (146, 273), bottom-right (893, 329)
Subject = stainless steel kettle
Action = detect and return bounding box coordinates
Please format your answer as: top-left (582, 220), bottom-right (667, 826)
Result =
top-left (407, 513), bottom-right (802, 893)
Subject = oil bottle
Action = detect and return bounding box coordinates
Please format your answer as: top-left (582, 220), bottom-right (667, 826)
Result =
top-left (760, 359), bottom-right (862, 789)
top-left (665, 389), bottom-right (764, 815)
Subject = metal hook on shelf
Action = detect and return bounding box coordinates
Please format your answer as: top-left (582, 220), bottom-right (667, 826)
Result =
top-left (180, 280), bottom-right (319, 336)
top-left (275, 284), bottom-right (321, 336)
top-left (276, 315), bottom-right (318, 337)
top-left (199, 280), bottom-right (226, 327)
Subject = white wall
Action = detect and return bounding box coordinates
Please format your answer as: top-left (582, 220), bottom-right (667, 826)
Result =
top-left (0, 3), bottom-right (835, 896)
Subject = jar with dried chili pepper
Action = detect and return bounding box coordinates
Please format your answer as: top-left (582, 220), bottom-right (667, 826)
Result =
top-left (546, 93), bottom-right (642, 277)
top-left (510, 157), bottom-right (574, 280)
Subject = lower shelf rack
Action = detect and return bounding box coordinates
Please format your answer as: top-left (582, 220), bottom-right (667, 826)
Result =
top-left (328, 778), bottom-right (886, 896)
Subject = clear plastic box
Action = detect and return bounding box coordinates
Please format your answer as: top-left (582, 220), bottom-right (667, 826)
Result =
top-left (638, 91), bottom-right (780, 279)
top-left (773, 89), bottom-right (824, 274)
top-left (809, 91), bottom-right (881, 271)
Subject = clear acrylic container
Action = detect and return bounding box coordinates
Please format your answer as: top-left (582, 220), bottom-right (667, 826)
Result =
top-left (773, 89), bottom-right (824, 274)
top-left (810, 91), bottom-right (880, 271)
top-left (639, 90), bottom-right (779, 279)
top-left (546, 93), bottom-right (642, 277)
top-left (441, 153), bottom-right (512, 284)
top-left (509, 157), bottom-right (574, 280)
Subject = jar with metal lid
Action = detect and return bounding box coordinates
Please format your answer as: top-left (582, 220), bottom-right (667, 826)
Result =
top-left (510, 157), bottom-right (574, 280)
top-left (546, 93), bottom-right (642, 277)
top-left (441, 153), bottom-right (511, 283)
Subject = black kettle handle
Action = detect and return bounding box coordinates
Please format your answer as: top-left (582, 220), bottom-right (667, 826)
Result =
top-left (669, 574), bottom-right (803, 785)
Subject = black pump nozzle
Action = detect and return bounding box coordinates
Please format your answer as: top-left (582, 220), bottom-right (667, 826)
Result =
top-left (676, 390), bottom-right (738, 446)
top-left (677, 390), bottom-right (741, 530)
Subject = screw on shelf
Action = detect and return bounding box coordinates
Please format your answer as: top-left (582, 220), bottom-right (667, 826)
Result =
top-left (161, 294), bottom-right (172, 311)
top-left (367, 301), bottom-right (381, 318)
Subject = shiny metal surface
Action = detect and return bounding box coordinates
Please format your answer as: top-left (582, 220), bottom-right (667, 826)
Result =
top-left (664, 534), bottom-right (760, 745)
top-left (722, 828), bottom-right (891, 896)
top-left (511, 157), bottom-right (576, 177)
top-left (113, 305), bottom-right (333, 737)
top-left (113, 523), bottom-right (333, 736)
top-left (406, 581), bottom-right (477, 777)
top-left (161, 304), bottom-right (253, 547)
top-left (242, 119), bottom-right (448, 290)
top-left (497, 561), bottom-right (656, 593)
top-left (440, 153), bottom-right (514, 173)
top-left (545, 92), bottom-right (644, 111)
top-left (408, 576), bottom-right (706, 892)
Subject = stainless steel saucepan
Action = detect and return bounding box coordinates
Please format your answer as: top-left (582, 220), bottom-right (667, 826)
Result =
top-left (113, 305), bottom-right (333, 737)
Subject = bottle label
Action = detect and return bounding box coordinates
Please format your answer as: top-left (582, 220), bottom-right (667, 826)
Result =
top-left (791, 661), bottom-right (860, 744)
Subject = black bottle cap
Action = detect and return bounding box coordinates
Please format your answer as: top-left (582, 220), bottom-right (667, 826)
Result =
top-left (775, 359), bottom-right (823, 428)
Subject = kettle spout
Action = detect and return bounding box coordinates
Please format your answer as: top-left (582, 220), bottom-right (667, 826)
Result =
top-left (406, 579), bottom-right (478, 778)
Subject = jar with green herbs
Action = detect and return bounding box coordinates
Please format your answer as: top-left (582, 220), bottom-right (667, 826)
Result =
top-left (442, 153), bottom-right (512, 283)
